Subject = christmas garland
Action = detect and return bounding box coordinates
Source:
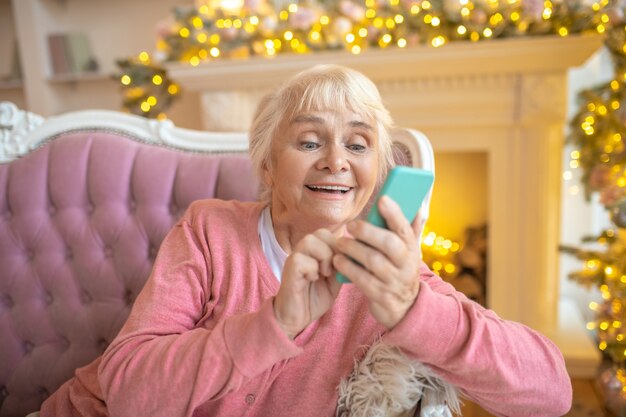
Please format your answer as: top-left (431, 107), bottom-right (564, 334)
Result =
top-left (114, 0), bottom-right (617, 117)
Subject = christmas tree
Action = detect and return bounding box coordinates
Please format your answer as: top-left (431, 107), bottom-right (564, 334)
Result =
top-left (560, 16), bottom-right (626, 412)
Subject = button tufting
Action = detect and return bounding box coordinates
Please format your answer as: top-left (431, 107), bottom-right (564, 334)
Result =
top-left (0, 386), bottom-right (7, 399)
top-left (60, 336), bottom-right (70, 349)
top-left (148, 245), bottom-right (158, 260)
top-left (48, 206), bottom-right (56, 216)
top-left (98, 338), bottom-right (109, 352)
top-left (104, 246), bottom-right (113, 258)
top-left (44, 291), bottom-right (53, 305)
top-left (80, 290), bottom-right (92, 305)
top-left (66, 247), bottom-right (74, 259)
top-left (124, 289), bottom-right (134, 306)
top-left (38, 386), bottom-right (49, 399)
top-left (2, 294), bottom-right (13, 308)
top-left (169, 203), bottom-right (178, 214)
top-left (4, 211), bottom-right (11, 221)
top-left (23, 341), bottom-right (33, 354)
top-left (245, 394), bottom-right (255, 404)
top-left (26, 250), bottom-right (35, 261)
top-left (87, 204), bottom-right (95, 214)
top-left (129, 200), bottom-right (137, 211)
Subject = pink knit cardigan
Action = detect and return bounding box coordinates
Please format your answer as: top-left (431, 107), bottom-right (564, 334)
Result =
top-left (42, 199), bottom-right (572, 417)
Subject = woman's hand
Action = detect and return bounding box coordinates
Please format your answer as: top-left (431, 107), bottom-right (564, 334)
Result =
top-left (273, 229), bottom-right (343, 339)
top-left (333, 196), bottom-right (424, 329)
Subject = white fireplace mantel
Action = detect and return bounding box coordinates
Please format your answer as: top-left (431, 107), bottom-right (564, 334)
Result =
top-left (167, 34), bottom-right (604, 375)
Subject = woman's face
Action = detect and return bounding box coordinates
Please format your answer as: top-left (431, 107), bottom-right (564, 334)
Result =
top-left (265, 109), bottom-right (379, 231)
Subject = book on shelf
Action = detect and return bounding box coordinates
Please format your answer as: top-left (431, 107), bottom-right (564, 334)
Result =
top-left (47, 32), bottom-right (99, 77)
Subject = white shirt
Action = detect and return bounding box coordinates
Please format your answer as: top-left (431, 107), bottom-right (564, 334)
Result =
top-left (258, 206), bottom-right (287, 281)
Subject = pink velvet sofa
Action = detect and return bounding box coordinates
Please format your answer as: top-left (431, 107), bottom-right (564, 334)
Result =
top-left (0, 101), bottom-right (434, 417)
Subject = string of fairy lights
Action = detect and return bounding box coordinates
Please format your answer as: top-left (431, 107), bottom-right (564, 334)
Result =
top-left (115, 0), bottom-right (616, 118)
top-left (422, 229), bottom-right (461, 278)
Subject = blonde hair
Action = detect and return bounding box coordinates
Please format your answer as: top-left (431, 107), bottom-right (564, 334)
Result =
top-left (249, 64), bottom-right (395, 202)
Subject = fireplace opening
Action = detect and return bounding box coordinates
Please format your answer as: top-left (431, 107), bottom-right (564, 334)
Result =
top-left (423, 151), bottom-right (488, 306)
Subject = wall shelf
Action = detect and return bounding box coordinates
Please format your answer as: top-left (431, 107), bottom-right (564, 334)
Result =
top-left (0, 79), bottom-right (23, 90)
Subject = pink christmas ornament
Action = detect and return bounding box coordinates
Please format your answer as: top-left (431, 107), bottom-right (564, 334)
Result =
top-left (522, 0), bottom-right (544, 21)
top-left (155, 18), bottom-right (176, 39)
top-left (289, 6), bottom-right (319, 30)
top-left (470, 8), bottom-right (487, 25)
top-left (339, 0), bottom-right (366, 22)
top-left (221, 27), bottom-right (239, 41)
top-left (606, 7), bottom-right (626, 27)
top-left (244, 0), bottom-right (266, 13)
top-left (589, 166), bottom-right (612, 189)
top-left (442, 0), bottom-right (463, 15)
top-left (260, 15), bottom-right (278, 35)
top-left (333, 16), bottom-right (354, 36)
top-left (406, 33), bottom-right (421, 46)
top-left (600, 185), bottom-right (624, 207)
top-left (597, 365), bottom-right (626, 416)
top-left (366, 26), bottom-right (381, 42)
top-left (610, 198), bottom-right (626, 228)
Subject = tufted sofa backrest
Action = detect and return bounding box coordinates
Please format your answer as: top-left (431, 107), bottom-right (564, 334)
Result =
top-left (0, 130), bottom-right (259, 417)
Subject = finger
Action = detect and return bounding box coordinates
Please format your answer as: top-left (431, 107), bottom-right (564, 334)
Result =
top-left (332, 253), bottom-right (386, 297)
top-left (411, 211), bottom-right (425, 242)
top-left (326, 269), bottom-right (343, 298)
top-left (377, 196), bottom-right (417, 248)
top-left (346, 220), bottom-right (408, 268)
top-left (313, 229), bottom-right (340, 277)
top-left (336, 236), bottom-right (396, 284)
top-left (288, 252), bottom-right (321, 282)
top-left (296, 232), bottom-right (336, 277)
top-left (333, 253), bottom-right (408, 315)
top-left (411, 211), bottom-right (425, 261)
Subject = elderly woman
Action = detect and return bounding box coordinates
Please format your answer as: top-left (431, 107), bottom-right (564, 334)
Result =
top-left (41, 65), bottom-right (571, 417)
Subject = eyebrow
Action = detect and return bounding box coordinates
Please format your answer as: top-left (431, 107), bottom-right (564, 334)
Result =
top-left (349, 120), bottom-right (374, 131)
top-left (292, 114), bottom-right (324, 124)
top-left (291, 114), bottom-right (374, 131)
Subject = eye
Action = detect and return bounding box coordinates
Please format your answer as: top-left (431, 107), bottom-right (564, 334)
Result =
top-left (346, 134), bottom-right (369, 153)
top-left (300, 142), bottom-right (320, 151)
top-left (347, 144), bottom-right (367, 153)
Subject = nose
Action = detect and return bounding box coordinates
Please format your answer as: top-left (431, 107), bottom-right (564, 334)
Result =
top-left (316, 143), bottom-right (349, 174)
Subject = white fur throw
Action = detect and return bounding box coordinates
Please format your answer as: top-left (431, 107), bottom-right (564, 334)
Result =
top-left (337, 340), bottom-right (461, 417)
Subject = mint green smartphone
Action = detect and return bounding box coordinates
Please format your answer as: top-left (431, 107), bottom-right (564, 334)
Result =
top-left (336, 166), bottom-right (435, 283)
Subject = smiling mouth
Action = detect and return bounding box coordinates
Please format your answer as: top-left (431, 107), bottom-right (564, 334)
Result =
top-left (306, 185), bottom-right (352, 194)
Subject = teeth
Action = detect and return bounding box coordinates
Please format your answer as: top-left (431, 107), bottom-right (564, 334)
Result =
top-left (308, 185), bottom-right (350, 191)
